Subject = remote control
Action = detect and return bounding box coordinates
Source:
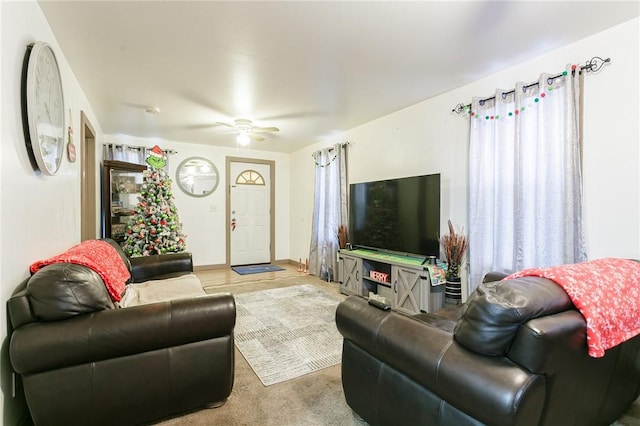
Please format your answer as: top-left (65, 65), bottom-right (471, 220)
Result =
top-left (368, 298), bottom-right (391, 311)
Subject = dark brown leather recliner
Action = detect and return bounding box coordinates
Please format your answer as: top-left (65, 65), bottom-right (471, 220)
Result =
top-left (7, 240), bottom-right (236, 426)
top-left (336, 271), bottom-right (640, 426)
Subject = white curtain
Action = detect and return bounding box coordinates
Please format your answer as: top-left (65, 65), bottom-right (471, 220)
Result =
top-left (468, 64), bottom-right (587, 292)
top-left (309, 143), bottom-right (348, 281)
top-left (103, 144), bottom-right (148, 165)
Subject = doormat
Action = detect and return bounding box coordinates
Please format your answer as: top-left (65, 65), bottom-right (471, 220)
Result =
top-left (233, 284), bottom-right (343, 386)
top-left (232, 264), bottom-right (285, 275)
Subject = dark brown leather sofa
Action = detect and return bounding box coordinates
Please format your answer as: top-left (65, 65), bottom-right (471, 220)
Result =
top-left (7, 240), bottom-right (236, 426)
top-left (336, 271), bottom-right (640, 426)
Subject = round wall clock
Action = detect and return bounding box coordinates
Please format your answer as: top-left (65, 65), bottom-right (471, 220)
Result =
top-left (22, 41), bottom-right (65, 175)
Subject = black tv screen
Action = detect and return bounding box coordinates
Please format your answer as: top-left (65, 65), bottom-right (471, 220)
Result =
top-left (348, 173), bottom-right (440, 258)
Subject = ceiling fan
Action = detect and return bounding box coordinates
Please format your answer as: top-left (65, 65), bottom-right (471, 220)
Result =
top-left (216, 118), bottom-right (279, 145)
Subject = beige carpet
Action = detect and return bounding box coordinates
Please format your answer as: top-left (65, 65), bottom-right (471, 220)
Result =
top-left (614, 401), bottom-right (640, 426)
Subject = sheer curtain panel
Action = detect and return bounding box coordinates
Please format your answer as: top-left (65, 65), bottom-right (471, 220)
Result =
top-left (309, 143), bottom-right (348, 281)
top-left (103, 144), bottom-right (148, 165)
top-left (468, 64), bottom-right (587, 292)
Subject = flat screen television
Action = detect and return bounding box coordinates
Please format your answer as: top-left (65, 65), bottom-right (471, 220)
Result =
top-left (348, 173), bottom-right (440, 258)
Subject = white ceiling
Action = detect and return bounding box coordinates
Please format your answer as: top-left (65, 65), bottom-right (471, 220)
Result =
top-left (39, 1), bottom-right (639, 153)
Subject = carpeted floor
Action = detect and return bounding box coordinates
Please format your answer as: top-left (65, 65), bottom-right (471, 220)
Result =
top-left (614, 401), bottom-right (640, 426)
top-left (154, 274), bottom-right (640, 426)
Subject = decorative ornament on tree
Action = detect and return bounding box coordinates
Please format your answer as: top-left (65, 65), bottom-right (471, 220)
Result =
top-left (121, 145), bottom-right (187, 257)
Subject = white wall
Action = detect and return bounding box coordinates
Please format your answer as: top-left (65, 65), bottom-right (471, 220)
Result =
top-left (1, 1), bottom-right (103, 423)
top-left (105, 134), bottom-right (291, 266)
top-left (290, 18), bottom-right (640, 289)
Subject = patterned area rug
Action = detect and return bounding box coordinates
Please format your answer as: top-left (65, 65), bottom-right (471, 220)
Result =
top-left (234, 284), bottom-right (343, 386)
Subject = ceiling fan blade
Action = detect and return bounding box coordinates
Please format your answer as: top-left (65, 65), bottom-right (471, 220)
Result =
top-left (223, 130), bottom-right (240, 134)
top-left (250, 134), bottom-right (266, 142)
top-left (123, 102), bottom-right (152, 110)
top-left (216, 121), bottom-right (236, 128)
top-left (178, 123), bottom-right (219, 130)
top-left (261, 111), bottom-right (323, 120)
top-left (253, 126), bottom-right (279, 133)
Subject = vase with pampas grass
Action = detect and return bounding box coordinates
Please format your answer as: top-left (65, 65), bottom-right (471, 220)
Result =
top-left (441, 220), bottom-right (468, 306)
top-left (337, 225), bottom-right (348, 250)
top-left (440, 220), bottom-right (468, 280)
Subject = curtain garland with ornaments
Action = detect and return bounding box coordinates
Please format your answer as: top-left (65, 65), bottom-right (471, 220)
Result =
top-left (452, 56), bottom-right (610, 116)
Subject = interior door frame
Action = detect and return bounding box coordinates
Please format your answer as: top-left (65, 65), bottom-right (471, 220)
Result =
top-left (80, 111), bottom-right (97, 241)
top-left (225, 157), bottom-right (275, 267)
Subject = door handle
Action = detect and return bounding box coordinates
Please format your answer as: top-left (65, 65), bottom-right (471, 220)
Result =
top-left (394, 280), bottom-right (397, 293)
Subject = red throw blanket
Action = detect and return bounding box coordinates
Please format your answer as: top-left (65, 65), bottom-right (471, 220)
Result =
top-left (506, 258), bottom-right (640, 358)
top-left (30, 240), bottom-right (131, 302)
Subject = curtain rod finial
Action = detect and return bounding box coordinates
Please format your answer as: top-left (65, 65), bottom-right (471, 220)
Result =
top-left (583, 56), bottom-right (611, 73)
top-left (452, 103), bottom-right (469, 115)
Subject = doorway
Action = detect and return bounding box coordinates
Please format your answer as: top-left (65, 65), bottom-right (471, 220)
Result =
top-left (80, 111), bottom-right (97, 241)
top-left (226, 157), bottom-right (275, 266)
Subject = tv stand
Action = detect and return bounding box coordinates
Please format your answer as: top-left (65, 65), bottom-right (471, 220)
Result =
top-left (338, 248), bottom-right (446, 315)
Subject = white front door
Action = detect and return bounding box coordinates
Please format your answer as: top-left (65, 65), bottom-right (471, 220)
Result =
top-left (230, 162), bottom-right (271, 266)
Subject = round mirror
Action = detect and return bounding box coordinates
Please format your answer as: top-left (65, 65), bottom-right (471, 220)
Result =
top-left (175, 157), bottom-right (219, 197)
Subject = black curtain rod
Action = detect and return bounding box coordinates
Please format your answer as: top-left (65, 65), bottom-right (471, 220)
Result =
top-left (313, 141), bottom-right (351, 155)
top-left (452, 56), bottom-right (610, 114)
top-left (311, 141), bottom-right (351, 167)
top-left (104, 143), bottom-right (177, 155)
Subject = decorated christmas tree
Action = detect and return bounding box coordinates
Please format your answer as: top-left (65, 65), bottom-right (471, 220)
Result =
top-left (122, 145), bottom-right (187, 257)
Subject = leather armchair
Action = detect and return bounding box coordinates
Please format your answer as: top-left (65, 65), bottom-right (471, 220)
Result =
top-left (336, 273), bottom-right (640, 426)
top-left (7, 241), bottom-right (236, 426)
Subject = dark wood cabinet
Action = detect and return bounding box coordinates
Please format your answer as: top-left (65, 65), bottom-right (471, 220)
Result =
top-left (101, 160), bottom-right (148, 244)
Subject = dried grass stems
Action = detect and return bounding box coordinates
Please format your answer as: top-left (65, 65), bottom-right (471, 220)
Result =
top-left (441, 220), bottom-right (468, 278)
top-left (337, 225), bottom-right (348, 249)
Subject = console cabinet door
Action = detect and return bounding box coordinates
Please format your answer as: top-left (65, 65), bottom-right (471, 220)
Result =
top-left (339, 254), bottom-right (363, 296)
top-left (392, 266), bottom-right (422, 315)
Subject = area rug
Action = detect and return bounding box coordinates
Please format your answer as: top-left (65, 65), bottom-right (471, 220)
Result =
top-left (233, 284), bottom-right (343, 386)
top-left (232, 264), bottom-right (286, 275)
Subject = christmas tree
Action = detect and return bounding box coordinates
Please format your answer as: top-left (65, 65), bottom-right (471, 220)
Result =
top-left (122, 145), bottom-right (187, 257)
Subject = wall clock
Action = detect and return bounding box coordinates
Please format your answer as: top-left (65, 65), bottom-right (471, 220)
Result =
top-left (22, 41), bottom-right (65, 175)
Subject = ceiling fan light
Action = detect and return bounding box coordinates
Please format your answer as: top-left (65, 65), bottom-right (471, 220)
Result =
top-left (237, 133), bottom-right (251, 146)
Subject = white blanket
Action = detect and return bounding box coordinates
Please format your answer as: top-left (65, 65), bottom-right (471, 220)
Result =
top-left (118, 273), bottom-right (206, 308)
